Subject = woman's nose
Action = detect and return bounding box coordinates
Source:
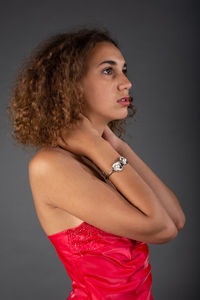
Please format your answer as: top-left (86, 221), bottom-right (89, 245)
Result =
top-left (118, 73), bottom-right (132, 91)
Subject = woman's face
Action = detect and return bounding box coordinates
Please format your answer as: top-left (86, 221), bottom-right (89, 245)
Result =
top-left (80, 42), bottom-right (132, 127)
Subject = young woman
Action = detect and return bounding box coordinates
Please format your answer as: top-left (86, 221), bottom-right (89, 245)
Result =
top-left (7, 27), bottom-right (186, 299)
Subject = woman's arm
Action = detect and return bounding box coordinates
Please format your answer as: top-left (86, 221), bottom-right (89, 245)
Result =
top-left (117, 141), bottom-right (186, 231)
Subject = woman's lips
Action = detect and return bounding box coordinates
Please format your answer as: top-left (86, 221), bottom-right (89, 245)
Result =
top-left (117, 100), bottom-right (130, 106)
top-left (117, 96), bottom-right (130, 106)
top-left (117, 96), bottom-right (130, 102)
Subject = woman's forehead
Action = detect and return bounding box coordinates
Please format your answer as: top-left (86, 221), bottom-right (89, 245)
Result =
top-left (86, 42), bottom-right (125, 67)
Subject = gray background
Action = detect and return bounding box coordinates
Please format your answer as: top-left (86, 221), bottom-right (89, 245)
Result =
top-left (1, 0), bottom-right (199, 299)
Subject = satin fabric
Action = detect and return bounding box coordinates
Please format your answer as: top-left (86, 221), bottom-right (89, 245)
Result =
top-left (47, 221), bottom-right (153, 299)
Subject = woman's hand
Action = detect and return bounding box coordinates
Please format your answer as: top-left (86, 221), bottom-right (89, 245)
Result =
top-left (57, 113), bottom-right (103, 156)
top-left (102, 125), bottom-right (124, 153)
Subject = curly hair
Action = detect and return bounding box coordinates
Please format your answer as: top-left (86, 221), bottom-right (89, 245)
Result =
top-left (7, 26), bottom-right (136, 151)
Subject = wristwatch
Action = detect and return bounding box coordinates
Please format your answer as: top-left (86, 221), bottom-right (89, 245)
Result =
top-left (104, 156), bottom-right (128, 179)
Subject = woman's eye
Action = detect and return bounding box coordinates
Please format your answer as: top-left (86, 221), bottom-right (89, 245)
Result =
top-left (103, 67), bottom-right (128, 76)
top-left (103, 67), bottom-right (113, 75)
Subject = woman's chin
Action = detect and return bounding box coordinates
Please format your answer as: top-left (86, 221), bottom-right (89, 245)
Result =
top-left (107, 111), bottom-right (128, 122)
top-left (116, 107), bottom-right (129, 117)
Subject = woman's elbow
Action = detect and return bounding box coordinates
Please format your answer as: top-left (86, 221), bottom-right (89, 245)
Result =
top-left (176, 214), bottom-right (186, 231)
top-left (165, 222), bottom-right (179, 241)
top-left (160, 215), bottom-right (186, 244)
top-left (149, 220), bottom-right (179, 245)
top-left (153, 209), bottom-right (186, 244)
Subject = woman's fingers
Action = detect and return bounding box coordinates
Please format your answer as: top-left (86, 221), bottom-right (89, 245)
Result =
top-left (57, 135), bottom-right (68, 148)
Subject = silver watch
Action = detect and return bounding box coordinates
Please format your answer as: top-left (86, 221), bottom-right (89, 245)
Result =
top-left (105, 156), bottom-right (128, 179)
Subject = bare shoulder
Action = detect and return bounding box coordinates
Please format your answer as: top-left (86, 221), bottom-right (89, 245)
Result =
top-left (28, 148), bottom-right (98, 196)
top-left (29, 146), bottom-right (79, 173)
top-left (29, 147), bottom-right (92, 235)
top-left (28, 146), bottom-right (82, 206)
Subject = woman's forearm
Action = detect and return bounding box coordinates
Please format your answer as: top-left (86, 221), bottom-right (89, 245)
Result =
top-left (117, 141), bottom-right (186, 230)
top-left (86, 138), bottom-right (178, 243)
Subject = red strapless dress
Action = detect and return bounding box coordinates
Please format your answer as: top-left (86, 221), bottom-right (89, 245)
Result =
top-left (47, 221), bottom-right (153, 299)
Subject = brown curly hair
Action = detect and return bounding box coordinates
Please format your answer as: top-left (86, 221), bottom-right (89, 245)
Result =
top-left (7, 26), bottom-right (136, 151)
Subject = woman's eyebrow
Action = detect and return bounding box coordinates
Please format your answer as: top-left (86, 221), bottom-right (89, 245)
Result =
top-left (98, 60), bottom-right (127, 68)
